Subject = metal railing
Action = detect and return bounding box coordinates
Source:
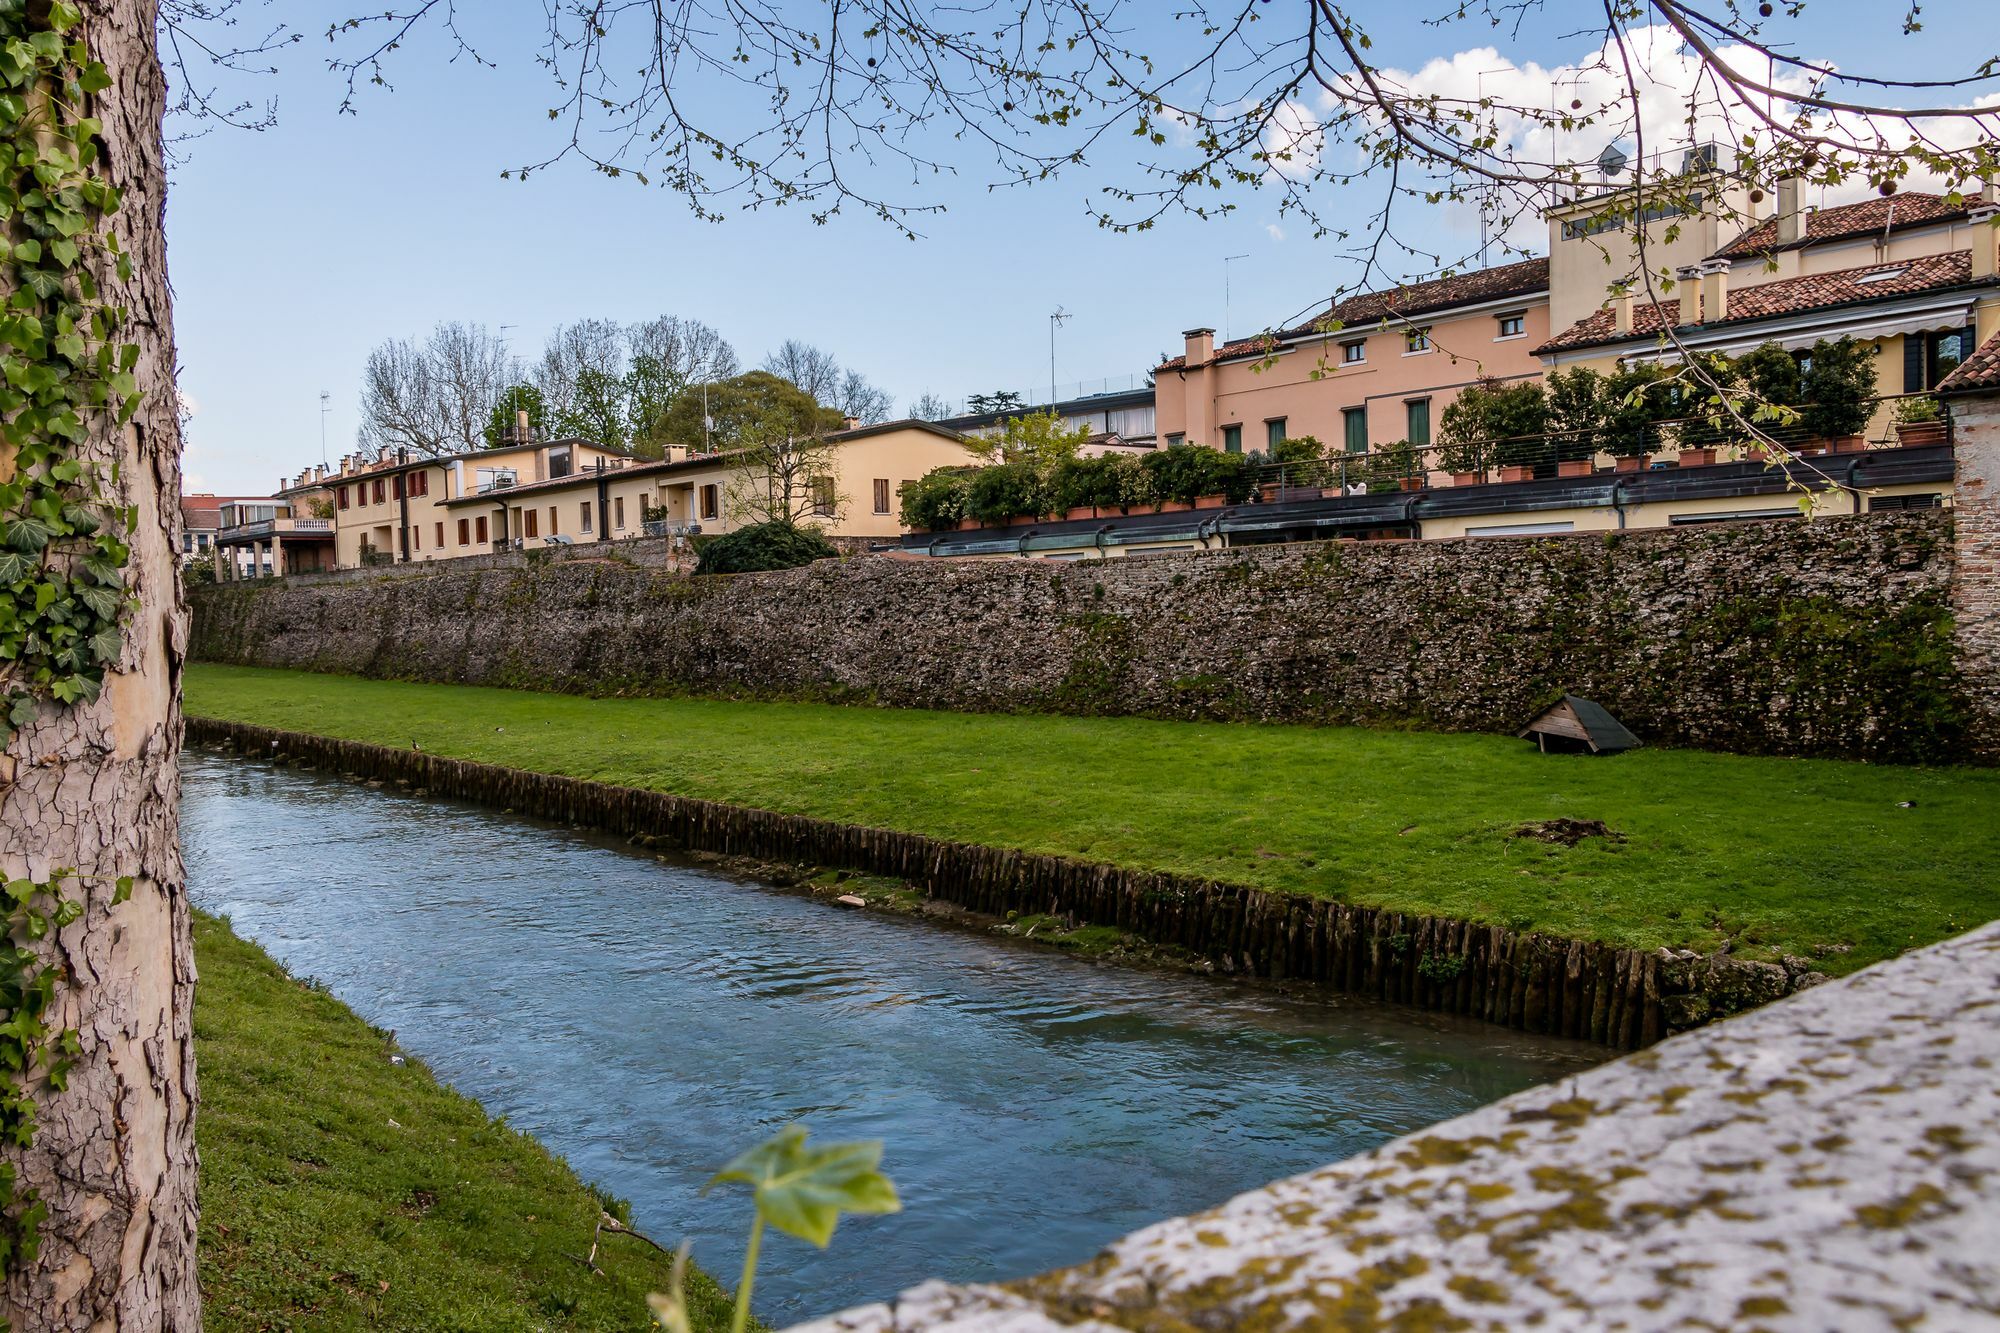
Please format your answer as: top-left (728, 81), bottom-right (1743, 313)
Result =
top-left (1242, 393), bottom-right (1952, 498)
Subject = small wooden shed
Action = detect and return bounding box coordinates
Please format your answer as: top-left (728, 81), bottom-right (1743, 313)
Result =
top-left (1519, 695), bottom-right (1642, 754)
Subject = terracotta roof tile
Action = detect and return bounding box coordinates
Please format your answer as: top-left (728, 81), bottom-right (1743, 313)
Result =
top-left (1714, 192), bottom-right (1971, 260)
top-left (1534, 250), bottom-right (1985, 355)
top-left (1161, 257), bottom-right (1549, 369)
top-left (1937, 326), bottom-right (2000, 395)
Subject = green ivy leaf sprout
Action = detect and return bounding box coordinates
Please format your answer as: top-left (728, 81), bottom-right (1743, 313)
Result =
top-left (652, 1125), bottom-right (900, 1333)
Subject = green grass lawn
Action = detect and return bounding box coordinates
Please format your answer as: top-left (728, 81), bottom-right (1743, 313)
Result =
top-left (195, 911), bottom-right (737, 1332)
top-left (185, 663), bottom-right (2000, 974)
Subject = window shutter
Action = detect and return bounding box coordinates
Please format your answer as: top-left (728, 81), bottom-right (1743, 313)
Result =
top-left (1903, 334), bottom-right (1925, 393)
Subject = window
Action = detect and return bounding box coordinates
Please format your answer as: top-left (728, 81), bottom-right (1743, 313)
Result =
top-left (474, 515), bottom-right (488, 544)
top-left (372, 479), bottom-right (386, 504)
top-left (614, 496), bottom-right (626, 530)
top-left (1406, 398), bottom-right (1431, 447)
top-left (1870, 492), bottom-right (1943, 511)
top-left (872, 478), bottom-right (891, 514)
top-left (1465, 520), bottom-right (1575, 537)
top-left (434, 521), bottom-right (444, 547)
top-left (1166, 432), bottom-right (1186, 447)
top-left (1496, 313), bottom-right (1526, 339)
top-left (1341, 340), bottom-right (1366, 364)
top-left (548, 506), bottom-right (558, 535)
top-left (580, 502), bottom-right (593, 534)
top-left (1266, 419), bottom-right (1287, 448)
top-left (1403, 327), bottom-right (1432, 355)
top-left (524, 508), bottom-right (539, 539)
top-left (1221, 424), bottom-right (1242, 454)
top-left (1342, 407), bottom-right (1368, 454)
top-left (412, 525), bottom-right (420, 551)
top-left (1855, 266), bottom-right (1908, 285)
top-left (511, 508), bottom-right (523, 540)
top-left (337, 485), bottom-right (349, 510)
top-left (699, 484), bottom-right (720, 520)
top-left (1924, 326), bottom-right (1977, 389)
top-left (392, 475), bottom-right (404, 500)
top-left (409, 471), bottom-right (429, 498)
top-left (811, 475), bottom-right (837, 517)
top-left (457, 518), bottom-right (470, 546)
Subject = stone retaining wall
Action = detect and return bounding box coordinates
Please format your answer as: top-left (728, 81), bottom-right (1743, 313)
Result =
top-left (187, 717), bottom-right (1815, 1049)
top-left (189, 511), bottom-right (1967, 762)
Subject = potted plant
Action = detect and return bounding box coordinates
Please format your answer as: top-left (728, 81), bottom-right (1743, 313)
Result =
top-left (1799, 336), bottom-right (1878, 452)
top-left (1894, 395), bottom-right (1947, 448)
top-left (898, 466), bottom-right (976, 533)
top-left (967, 460), bottom-right (1043, 527)
top-left (1545, 367), bottom-right (1603, 476)
top-left (1601, 364), bottom-right (1673, 472)
top-left (1052, 454), bottom-right (1113, 521)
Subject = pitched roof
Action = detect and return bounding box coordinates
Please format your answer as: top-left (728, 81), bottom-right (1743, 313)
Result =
top-left (1937, 326), bottom-right (2000, 396)
top-left (179, 495), bottom-right (268, 528)
top-left (1534, 250), bottom-right (1985, 355)
top-left (1160, 257), bottom-right (1550, 370)
top-left (828, 418), bottom-right (971, 445)
top-left (1714, 192), bottom-right (1973, 260)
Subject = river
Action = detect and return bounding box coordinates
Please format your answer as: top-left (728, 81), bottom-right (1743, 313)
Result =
top-left (181, 752), bottom-right (1596, 1323)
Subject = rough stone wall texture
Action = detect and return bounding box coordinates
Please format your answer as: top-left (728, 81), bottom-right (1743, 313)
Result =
top-left (1951, 392), bottom-right (2000, 756)
top-left (789, 919), bottom-right (2000, 1333)
top-left (190, 510), bottom-right (1968, 763)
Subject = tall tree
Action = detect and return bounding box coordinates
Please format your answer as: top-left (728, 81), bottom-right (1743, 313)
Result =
top-left (484, 382), bottom-right (548, 448)
top-left (358, 321), bottom-right (515, 459)
top-left (655, 370), bottom-right (844, 453)
top-left (1, 1), bottom-right (198, 1326)
top-left (762, 340), bottom-right (892, 424)
top-left (532, 317), bottom-right (627, 448)
top-left (909, 391), bottom-right (957, 422)
top-left (626, 315), bottom-right (738, 452)
top-left (725, 410), bottom-right (849, 528)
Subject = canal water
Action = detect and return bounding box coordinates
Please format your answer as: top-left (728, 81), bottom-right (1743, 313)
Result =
top-left (182, 753), bottom-right (1596, 1323)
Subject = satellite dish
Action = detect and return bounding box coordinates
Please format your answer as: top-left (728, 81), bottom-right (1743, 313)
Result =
top-left (1597, 143), bottom-right (1630, 179)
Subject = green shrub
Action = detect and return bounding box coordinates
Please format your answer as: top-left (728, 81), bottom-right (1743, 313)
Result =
top-left (1896, 394), bottom-right (1942, 424)
top-left (898, 466), bottom-right (977, 530)
top-left (1545, 366), bottom-right (1604, 462)
top-left (693, 521), bottom-right (840, 575)
top-left (1356, 439), bottom-right (1423, 490)
top-left (1106, 452), bottom-right (1158, 510)
top-left (1600, 363), bottom-right (1678, 458)
top-left (1270, 435), bottom-right (1326, 466)
top-left (966, 460), bottom-right (1046, 523)
top-left (1736, 341), bottom-right (1802, 417)
top-left (1800, 336), bottom-right (1879, 439)
top-left (1437, 378), bottom-right (1549, 471)
top-left (1051, 454), bottom-right (1123, 512)
top-left (1142, 443), bottom-right (1219, 506)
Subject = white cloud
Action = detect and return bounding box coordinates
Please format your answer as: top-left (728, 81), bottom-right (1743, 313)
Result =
top-left (1260, 98), bottom-right (1323, 182)
top-left (1265, 223), bottom-right (1285, 243)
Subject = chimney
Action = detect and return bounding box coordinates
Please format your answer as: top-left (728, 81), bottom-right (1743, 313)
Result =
top-left (1775, 175), bottom-right (1803, 246)
top-left (1612, 293), bottom-right (1633, 335)
top-left (1983, 175), bottom-right (1998, 206)
top-left (842, 415), bottom-right (861, 431)
top-left (1973, 204), bottom-right (1999, 280)
top-left (515, 408), bottom-right (530, 443)
top-left (1675, 265), bottom-right (1703, 324)
top-left (1699, 259), bottom-right (1731, 324)
top-left (1183, 326), bottom-right (1216, 366)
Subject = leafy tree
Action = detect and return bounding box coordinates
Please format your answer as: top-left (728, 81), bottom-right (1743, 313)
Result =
top-left (762, 340), bottom-right (893, 424)
top-left (1437, 379), bottom-right (1550, 470)
top-left (985, 410), bottom-right (1092, 471)
top-left (1800, 337), bottom-right (1879, 440)
top-left (965, 390), bottom-right (1025, 415)
top-left (966, 461), bottom-right (1047, 523)
top-left (1600, 364), bottom-right (1680, 458)
top-left (908, 391), bottom-right (956, 421)
top-left (693, 521), bottom-right (841, 575)
top-left (898, 466), bottom-right (980, 530)
top-left (656, 371), bottom-right (845, 453)
top-left (483, 383), bottom-right (548, 449)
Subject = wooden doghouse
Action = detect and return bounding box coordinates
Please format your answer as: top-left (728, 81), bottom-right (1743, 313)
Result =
top-left (1519, 695), bottom-right (1641, 754)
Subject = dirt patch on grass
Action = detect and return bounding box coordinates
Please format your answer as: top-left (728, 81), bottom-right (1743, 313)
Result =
top-left (1513, 819), bottom-right (1622, 848)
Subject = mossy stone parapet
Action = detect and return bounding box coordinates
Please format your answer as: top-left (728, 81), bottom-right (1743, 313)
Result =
top-left (186, 718), bottom-right (1816, 1050)
top-left (791, 920), bottom-right (2000, 1332)
top-left (188, 511), bottom-right (1972, 764)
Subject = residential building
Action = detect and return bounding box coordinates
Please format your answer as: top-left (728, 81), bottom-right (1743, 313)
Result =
top-left (210, 498), bottom-right (338, 578)
top-left (288, 419), bottom-right (979, 572)
top-left (180, 493), bottom-right (282, 577)
top-left (1154, 258), bottom-right (1552, 456)
top-left (938, 382), bottom-right (1156, 448)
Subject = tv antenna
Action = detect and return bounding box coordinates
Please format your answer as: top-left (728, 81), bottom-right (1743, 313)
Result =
top-left (1223, 254), bottom-right (1250, 341)
top-left (1049, 307), bottom-right (1070, 405)
top-left (318, 390), bottom-right (331, 466)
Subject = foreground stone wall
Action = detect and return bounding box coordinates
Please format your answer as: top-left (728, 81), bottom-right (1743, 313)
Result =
top-left (791, 918), bottom-right (2000, 1332)
top-left (191, 511), bottom-right (1966, 762)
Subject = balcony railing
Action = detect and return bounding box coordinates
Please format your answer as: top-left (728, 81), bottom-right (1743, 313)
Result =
top-left (214, 516), bottom-right (335, 542)
top-left (641, 519), bottom-right (703, 538)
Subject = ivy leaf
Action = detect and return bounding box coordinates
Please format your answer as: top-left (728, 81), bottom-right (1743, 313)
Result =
top-left (0, 551), bottom-right (31, 585)
top-left (705, 1125), bottom-right (899, 1247)
top-left (3, 515), bottom-right (54, 553)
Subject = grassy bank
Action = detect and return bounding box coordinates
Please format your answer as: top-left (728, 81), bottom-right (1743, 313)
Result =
top-left (195, 911), bottom-right (736, 1332)
top-left (185, 664), bottom-right (2000, 974)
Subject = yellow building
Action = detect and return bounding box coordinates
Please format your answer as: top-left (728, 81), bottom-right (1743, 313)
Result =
top-left (308, 421), bottom-right (978, 570)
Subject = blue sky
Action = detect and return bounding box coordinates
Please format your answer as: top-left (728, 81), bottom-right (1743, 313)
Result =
top-left (165, 1), bottom-right (1991, 493)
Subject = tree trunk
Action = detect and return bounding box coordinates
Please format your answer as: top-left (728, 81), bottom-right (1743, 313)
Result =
top-left (0, 0), bottom-right (199, 1327)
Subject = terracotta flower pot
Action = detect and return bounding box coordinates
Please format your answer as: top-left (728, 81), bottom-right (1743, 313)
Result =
top-left (1065, 505), bottom-right (1096, 521)
top-left (1194, 494), bottom-right (1228, 509)
top-left (1677, 447), bottom-right (1718, 468)
top-left (1451, 470), bottom-right (1484, 487)
top-left (1832, 435), bottom-right (1868, 454)
top-left (1007, 513), bottom-right (1038, 526)
top-left (1895, 421), bottom-right (1947, 448)
top-left (1614, 454), bottom-right (1651, 473)
top-left (1556, 459), bottom-right (1594, 478)
top-left (1398, 476), bottom-right (1425, 492)
top-left (1497, 464), bottom-right (1534, 483)
top-left (1158, 500), bottom-right (1193, 512)
top-left (958, 518), bottom-right (983, 531)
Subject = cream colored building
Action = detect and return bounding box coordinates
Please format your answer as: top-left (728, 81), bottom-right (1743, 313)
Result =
top-left (307, 421), bottom-right (978, 570)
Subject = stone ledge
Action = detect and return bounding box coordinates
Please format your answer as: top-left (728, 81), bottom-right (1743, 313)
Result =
top-left (790, 919), bottom-right (2000, 1331)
